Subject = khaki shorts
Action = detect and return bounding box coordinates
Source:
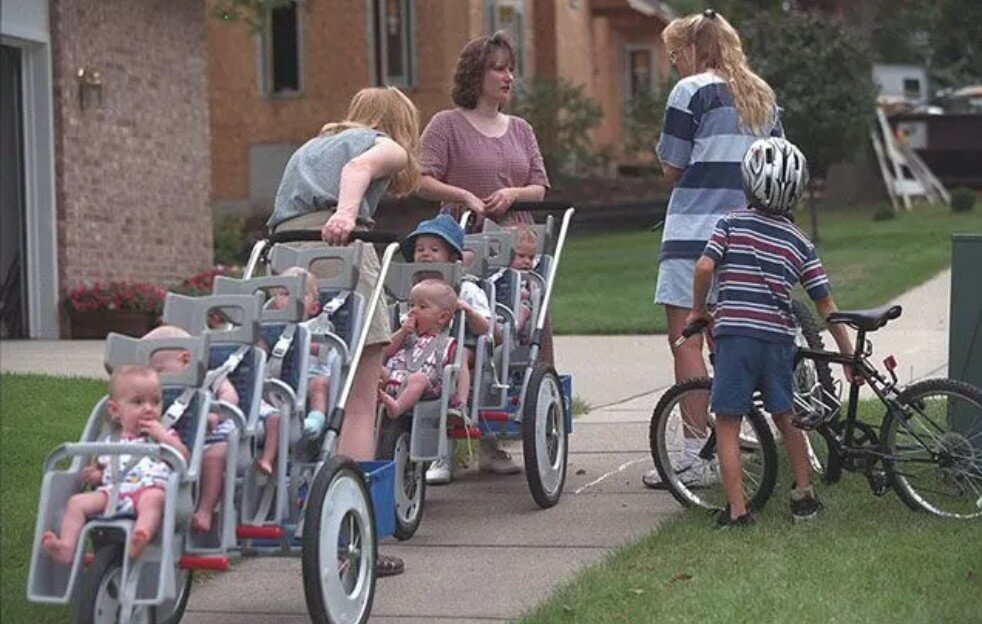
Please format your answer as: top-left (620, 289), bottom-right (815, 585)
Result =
top-left (272, 211), bottom-right (391, 347)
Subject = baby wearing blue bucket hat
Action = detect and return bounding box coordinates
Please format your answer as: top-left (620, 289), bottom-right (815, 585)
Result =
top-left (400, 215), bottom-right (522, 482)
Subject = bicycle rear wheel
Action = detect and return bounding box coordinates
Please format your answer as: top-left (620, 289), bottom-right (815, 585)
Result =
top-left (649, 377), bottom-right (778, 512)
top-left (881, 378), bottom-right (982, 519)
top-left (790, 299), bottom-right (841, 479)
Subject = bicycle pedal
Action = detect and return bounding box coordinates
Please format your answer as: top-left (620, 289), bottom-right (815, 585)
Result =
top-left (867, 474), bottom-right (890, 496)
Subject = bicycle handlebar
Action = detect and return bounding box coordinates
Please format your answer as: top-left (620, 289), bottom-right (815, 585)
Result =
top-left (673, 318), bottom-right (710, 348)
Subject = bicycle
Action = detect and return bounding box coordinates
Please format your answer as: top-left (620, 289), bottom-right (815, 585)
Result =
top-left (649, 303), bottom-right (982, 519)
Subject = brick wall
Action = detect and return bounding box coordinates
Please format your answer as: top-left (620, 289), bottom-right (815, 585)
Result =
top-left (50, 0), bottom-right (212, 289)
top-left (207, 0), bottom-right (482, 211)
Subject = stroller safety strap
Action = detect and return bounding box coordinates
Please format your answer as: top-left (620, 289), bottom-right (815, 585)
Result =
top-left (162, 346), bottom-right (250, 429)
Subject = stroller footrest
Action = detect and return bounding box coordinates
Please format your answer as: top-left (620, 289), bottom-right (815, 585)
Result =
top-left (479, 410), bottom-right (510, 422)
top-left (236, 525), bottom-right (283, 540)
top-left (447, 427), bottom-right (483, 439)
top-left (179, 555), bottom-right (230, 571)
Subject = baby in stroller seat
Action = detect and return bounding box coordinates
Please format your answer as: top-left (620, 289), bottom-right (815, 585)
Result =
top-left (265, 266), bottom-right (340, 441)
top-left (507, 225), bottom-right (539, 343)
top-left (378, 278), bottom-right (458, 418)
top-left (41, 366), bottom-right (189, 565)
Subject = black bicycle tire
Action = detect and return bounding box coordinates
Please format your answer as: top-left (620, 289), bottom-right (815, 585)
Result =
top-left (650, 377), bottom-right (779, 512)
top-left (791, 298), bottom-right (843, 481)
top-left (880, 377), bottom-right (982, 519)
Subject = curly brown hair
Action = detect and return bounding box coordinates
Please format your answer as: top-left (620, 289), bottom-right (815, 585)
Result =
top-left (451, 31), bottom-right (516, 109)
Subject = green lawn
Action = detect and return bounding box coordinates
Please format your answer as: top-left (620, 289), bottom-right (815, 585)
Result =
top-left (551, 203), bottom-right (982, 334)
top-left (1, 374), bottom-right (106, 624)
top-left (521, 402), bottom-right (982, 624)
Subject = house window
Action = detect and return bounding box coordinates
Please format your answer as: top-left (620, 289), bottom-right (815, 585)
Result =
top-left (488, 0), bottom-right (526, 78)
top-left (625, 47), bottom-right (653, 100)
top-left (903, 77), bottom-right (922, 100)
top-left (372, 0), bottom-right (414, 87)
top-left (260, 1), bottom-right (302, 96)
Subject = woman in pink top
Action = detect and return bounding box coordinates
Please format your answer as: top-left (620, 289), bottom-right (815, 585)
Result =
top-left (418, 31), bottom-right (549, 226)
top-left (418, 32), bottom-right (553, 482)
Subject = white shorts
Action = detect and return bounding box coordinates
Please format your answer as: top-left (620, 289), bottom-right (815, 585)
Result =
top-left (654, 258), bottom-right (717, 309)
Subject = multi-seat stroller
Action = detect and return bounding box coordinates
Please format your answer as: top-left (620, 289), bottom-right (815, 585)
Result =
top-left (27, 230), bottom-right (402, 624)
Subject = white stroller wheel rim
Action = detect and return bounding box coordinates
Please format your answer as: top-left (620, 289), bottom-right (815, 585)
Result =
top-left (393, 431), bottom-right (422, 525)
top-left (316, 469), bottom-right (374, 623)
top-left (534, 374), bottom-right (565, 495)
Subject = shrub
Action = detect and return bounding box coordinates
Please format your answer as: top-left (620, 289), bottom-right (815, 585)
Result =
top-left (872, 205), bottom-right (897, 221)
top-left (623, 79), bottom-right (677, 163)
top-left (171, 266), bottom-right (243, 298)
top-left (213, 214), bottom-right (247, 265)
top-left (951, 187), bottom-right (976, 213)
top-left (63, 282), bottom-right (166, 315)
top-left (509, 78), bottom-right (605, 178)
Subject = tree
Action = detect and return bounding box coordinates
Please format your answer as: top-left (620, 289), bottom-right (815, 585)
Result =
top-left (741, 10), bottom-right (875, 240)
top-left (508, 78), bottom-right (605, 179)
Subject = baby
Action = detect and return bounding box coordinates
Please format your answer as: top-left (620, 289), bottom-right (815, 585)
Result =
top-left (378, 279), bottom-right (458, 418)
top-left (143, 324), bottom-right (238, 533)
top-left (266, 266), bottom-right (338, 444)
top-left (42, 366), bottom-right (190, 564)
top-left (508, 226), bottom-right (539, 342)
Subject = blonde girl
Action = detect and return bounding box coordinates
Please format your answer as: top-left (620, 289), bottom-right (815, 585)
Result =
top-left (644, 9), bottom-right (784, 489)
top-left (266, 86), bottom-right (421, 577)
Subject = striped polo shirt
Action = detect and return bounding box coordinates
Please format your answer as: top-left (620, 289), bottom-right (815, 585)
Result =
top-left (656, 71), bottom-right (783, 261)
top-left (702, 210), bottom-right (830, 344)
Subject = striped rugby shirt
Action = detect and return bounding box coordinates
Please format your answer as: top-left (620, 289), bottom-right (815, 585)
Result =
top-left (656, 71), bottom-right (783, 262)
top-left (702, 210), bottom-right (830, 344)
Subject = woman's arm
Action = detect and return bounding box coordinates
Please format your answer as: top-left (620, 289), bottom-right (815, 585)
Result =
top-left (418, 175), bottom-right (486, 215)
top-left (660, 162), bottom-right (683, 187)
top-left (323, 137), bottom-right (409, 244)
top-left (484, 184), bottom-right (547, 216)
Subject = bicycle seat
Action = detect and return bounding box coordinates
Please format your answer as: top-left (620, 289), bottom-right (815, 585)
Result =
top-left (827, 305), bottom-right (902, 332)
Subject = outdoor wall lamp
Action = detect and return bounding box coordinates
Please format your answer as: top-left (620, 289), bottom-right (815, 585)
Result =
top-left (76, 67), bottom-right (104, 111)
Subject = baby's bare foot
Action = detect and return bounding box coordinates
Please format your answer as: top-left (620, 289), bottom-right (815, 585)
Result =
top-left (42, 531), bottom-right (75, 566)
top-left (378, 391), bottom-right (400, 419)
top-left (190, 510), bottom-right (213, 533)
top-left (129, 529), bottom-right (150, 559)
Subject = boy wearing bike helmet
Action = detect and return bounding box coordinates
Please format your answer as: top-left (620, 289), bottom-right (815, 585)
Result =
top-left (686, 137), bottom-right (856, 527)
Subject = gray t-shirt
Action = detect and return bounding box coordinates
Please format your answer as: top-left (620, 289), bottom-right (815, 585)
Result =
top-left (267, 127), bottom-right (390, 230)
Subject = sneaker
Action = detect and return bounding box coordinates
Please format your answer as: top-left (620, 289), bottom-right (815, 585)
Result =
top-left (425, 457), bottom-right (452, 485)
top-left (790, 486), bottom-right (823, 522)
top-left (714, 507), bottom-right (757, 530)
top-left (677, 456), bottom-right (719, 488)
top-left (642, 468), bottom-right (663, 489)
top-left (303, 410), bottom-right (326, 439)
top-left (478, 440), bottom-right (521, 475)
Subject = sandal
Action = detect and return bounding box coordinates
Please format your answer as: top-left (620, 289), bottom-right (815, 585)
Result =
top-left (375, 553), bottom-right (405, 578)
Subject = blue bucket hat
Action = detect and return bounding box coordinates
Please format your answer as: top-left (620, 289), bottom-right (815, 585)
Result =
top-left (400, 214), bottom-right (464, 261)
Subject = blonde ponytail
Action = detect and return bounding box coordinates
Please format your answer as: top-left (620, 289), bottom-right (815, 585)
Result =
top-left (662, 11), bottom-right (776, 134)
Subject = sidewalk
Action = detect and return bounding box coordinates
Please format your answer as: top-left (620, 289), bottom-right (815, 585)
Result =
top-left (1, 270), bottom-right (952, 623)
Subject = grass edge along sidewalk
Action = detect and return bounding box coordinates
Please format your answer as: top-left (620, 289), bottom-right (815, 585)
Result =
top-left (551, 202), bottom-right (982, 335)
top-left (520, 402), bottom-right (982, 624)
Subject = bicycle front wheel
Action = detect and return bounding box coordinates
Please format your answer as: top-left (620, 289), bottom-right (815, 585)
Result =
top-left (881, 378), bottom-right (982, 519)
top-left (649, 377), bottom-right (778, 512)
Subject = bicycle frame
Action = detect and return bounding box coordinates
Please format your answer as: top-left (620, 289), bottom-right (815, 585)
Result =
top-left (794, 324), bottom-right (926, 468)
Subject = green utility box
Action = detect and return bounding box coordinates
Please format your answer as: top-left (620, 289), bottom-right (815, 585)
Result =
top-left (949, 234), bottom-right (982, 435)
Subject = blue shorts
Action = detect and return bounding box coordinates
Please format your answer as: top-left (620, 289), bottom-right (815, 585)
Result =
top-left (710, 335), bottom-right (794, 416)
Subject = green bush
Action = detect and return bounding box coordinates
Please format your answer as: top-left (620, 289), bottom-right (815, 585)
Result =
top-left (623, 79), bottom-right (677, 162)
top-left (872, 205), bottom-right (897, 221)
top-left (213, 214), bottom-right (246, 265)
top-left (509, 78), bottom-right (605, 178)
top-left (951, 187), bottom-right (976, 213)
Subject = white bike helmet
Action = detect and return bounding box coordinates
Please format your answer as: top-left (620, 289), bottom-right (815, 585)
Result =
top-left (742, 137), bottom-right (809, 215)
